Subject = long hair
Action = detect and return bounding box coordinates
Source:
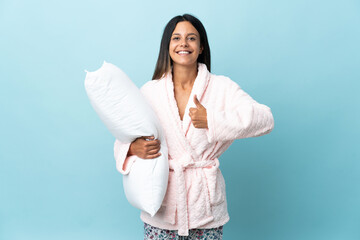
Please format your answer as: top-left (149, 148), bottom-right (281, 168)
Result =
top-left (152, 14), bottom-right (211, 80)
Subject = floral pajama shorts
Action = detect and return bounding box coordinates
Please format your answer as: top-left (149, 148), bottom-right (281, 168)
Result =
top-left (144, 222), bottom-right (223, 240)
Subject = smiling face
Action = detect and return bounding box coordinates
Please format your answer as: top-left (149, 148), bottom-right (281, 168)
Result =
top-left (169, 21), bottom-right (203, 68)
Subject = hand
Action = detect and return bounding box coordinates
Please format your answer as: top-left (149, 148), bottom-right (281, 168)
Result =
top-left (189, 94), bottom-right (208, 128)
top-left (128, 136), bottom-right (161, 159)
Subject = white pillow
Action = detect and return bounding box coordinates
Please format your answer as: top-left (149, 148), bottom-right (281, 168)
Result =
top-left (84, 61), bottom-right (169, 216)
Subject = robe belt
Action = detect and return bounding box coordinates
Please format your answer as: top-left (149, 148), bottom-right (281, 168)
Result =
top-left (168, 158), bottom-right (220, 236)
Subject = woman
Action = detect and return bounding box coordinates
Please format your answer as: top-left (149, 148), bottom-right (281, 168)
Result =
top-left (114, 14), bottom-right (274, 239)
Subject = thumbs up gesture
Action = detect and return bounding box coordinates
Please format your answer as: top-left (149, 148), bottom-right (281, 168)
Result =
top-left (189, 94), bottom-right (208, 129)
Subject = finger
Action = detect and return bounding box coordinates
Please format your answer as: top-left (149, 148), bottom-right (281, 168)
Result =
top-left (141, 136), bottom-right (153, 139)
top-left (144, 136), bottom-right (155, 140)
top-left (147, 148), bottom-right (160, 154)
top-left (191, 115), bottom-right (199, 122)
top-left (193, 95), bottom-right (202, 107)
top-left (145, 139), bottom-right (160, 147)
top-left (145, 152), bottom-right (162, 159)
top-left (146, 144), bottom-right (160, 151)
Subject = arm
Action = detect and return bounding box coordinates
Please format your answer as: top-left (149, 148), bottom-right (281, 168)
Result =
top-left (114, 136), bottom-right (162, 175)
top-left (205, 81), bottom-right (274, 143)
top-left (114, 139), bottom-right (136, 175)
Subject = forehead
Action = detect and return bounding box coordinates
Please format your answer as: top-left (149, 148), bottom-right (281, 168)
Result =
top-left (172, 21), bottom-right (199, 35)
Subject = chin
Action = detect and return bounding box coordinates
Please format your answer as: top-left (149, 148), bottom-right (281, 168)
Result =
top-left (172, 60), bottom-right (198, 67)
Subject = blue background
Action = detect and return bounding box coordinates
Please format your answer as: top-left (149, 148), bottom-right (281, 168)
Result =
top-left (1, 0), bottom-right (359, 239)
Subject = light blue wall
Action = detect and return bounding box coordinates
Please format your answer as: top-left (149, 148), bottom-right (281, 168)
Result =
top-left (1, 0), bottom-right (359, 239)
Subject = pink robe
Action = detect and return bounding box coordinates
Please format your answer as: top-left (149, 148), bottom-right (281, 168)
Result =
top-left (114, 63), bottom-right (274, 236)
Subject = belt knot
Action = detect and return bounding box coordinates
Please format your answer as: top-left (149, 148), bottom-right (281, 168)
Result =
top-left (166, 157), bottom-right (219, 236)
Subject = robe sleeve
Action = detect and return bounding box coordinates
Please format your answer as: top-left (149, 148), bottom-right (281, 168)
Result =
top-left (205, 81), bottom-right (274, 143)
top-left (114, 139), bottom-right (138, 175)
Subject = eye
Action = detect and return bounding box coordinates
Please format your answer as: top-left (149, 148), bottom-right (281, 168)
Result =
top-left (188, 37), bottom-right (196, 41)
top-left (172, 37), bottom-right (180, 40)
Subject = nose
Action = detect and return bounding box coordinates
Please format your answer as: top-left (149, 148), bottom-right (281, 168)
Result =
top-left (180, 39), bottom-right (188, 47)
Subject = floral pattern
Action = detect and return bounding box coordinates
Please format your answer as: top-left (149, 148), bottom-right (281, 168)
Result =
top-left (144, 222), bottom-right (223, 240)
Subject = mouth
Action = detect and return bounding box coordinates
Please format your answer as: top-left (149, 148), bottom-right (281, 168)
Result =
top-left (176, 50), bottom-right (192, 55)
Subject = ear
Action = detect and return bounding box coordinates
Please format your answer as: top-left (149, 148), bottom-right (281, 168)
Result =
top-left (200, 46), bottom-right (204, 54)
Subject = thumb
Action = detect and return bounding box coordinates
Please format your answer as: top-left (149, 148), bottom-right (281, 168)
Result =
top-left (193, 95), bottom-right (202, 108)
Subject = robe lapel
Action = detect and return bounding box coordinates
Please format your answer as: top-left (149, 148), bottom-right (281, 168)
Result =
top-left (162, 63), bottom-right (210, 161)
top-left (163, 71), bottom-right (195, 161)
top-left (181, 63), bottom-right (210, 137)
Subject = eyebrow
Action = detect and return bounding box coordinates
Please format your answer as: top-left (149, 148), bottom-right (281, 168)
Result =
top-left (172, 33), bottom-right (198, 37)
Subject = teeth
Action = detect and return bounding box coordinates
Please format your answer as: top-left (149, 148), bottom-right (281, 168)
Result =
top-left (178, 51), bottom-right (190, 54)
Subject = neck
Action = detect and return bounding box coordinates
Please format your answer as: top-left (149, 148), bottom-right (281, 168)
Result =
top-left (172, 63), bottom-right (198, 90)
